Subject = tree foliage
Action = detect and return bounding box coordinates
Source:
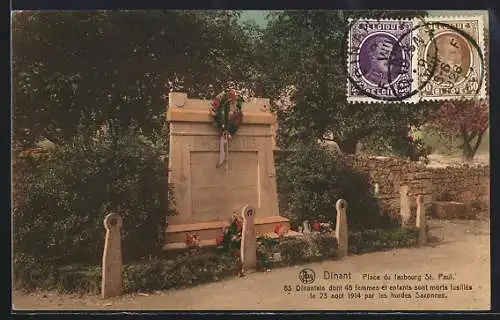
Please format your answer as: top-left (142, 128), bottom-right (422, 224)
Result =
top-left (256, 10), bottom-right (439, 153)
top-left (428, 99), bottom-right (489, 161)
top-left (12, 11), bottom-right (256, 147)
top-left (275, 141), bottom-right (398, 231)
top-left (13, 122), bottom-right (173, 264)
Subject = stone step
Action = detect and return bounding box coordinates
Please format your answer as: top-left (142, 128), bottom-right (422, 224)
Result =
top-left (431, 201), bottom-right (470, 219)
top-left (163, 215), bottom-right (290, 251)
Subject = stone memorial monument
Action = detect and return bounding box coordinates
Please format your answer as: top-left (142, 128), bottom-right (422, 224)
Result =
top-left (164, 92), bottom-right (289, 250)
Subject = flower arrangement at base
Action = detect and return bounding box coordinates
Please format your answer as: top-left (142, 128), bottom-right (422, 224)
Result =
top-left (210, 89), bottom-right (244, 168)
top-left (312, 221), bottom-right (333, 234)
top-left (273, 223), bottom-right (286, 237)
top-left (213, 214), bottom-right (243, 255)
top-left (185, 233), bottom-right (200, 248)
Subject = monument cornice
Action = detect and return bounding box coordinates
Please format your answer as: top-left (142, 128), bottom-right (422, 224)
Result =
top-left (166, 108), bottom-right (276, 124)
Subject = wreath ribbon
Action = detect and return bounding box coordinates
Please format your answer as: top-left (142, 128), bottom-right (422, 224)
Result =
top-left (217, 130), bottom-right (230, 168)
top-left (211, 89), bottom-right (244, 168)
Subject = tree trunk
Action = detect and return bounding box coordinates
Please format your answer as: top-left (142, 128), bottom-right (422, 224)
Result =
top-left (338, 137), bottom-right (359, 154)
top-left (462, 147), bottom-right (474, 163)
top-left (460, 127), bottom-right (487, 163)
top-left (461, 131), bottom-right (475, 163)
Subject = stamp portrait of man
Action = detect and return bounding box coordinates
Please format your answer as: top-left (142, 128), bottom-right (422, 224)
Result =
top-left (427, 33), bottom-right (471, 84)
top-left (359, 35), bottom-right (403, 86)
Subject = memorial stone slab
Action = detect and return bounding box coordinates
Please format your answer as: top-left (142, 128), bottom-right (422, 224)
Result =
top-left (164, 92), bottom-right (289, 249)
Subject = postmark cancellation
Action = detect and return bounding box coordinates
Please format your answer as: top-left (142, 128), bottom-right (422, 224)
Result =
top-left (346, 16), bottom-right (487, 103)
top-left (347, 18), bottom-right (414, 103)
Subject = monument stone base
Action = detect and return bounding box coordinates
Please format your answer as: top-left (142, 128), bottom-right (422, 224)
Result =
top-left (163, 216), bottom-right (290, 251)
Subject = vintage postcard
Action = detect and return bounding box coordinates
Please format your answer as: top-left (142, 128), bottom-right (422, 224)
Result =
top-left (11, 9), bottom-right (490, 312)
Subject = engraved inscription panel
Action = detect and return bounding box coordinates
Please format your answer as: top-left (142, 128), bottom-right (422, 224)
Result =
top-left (229, 136), bottom-right (258, 150)
top-left (228, 152), bottom-right (259, 210)
top-left (190, 151), bottom-right (259, 222)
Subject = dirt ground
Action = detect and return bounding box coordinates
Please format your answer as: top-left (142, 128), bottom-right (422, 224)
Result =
top-left (12, 218), bottom-right (490, 311)
top-left (426, 153), bottom-right (489, 168)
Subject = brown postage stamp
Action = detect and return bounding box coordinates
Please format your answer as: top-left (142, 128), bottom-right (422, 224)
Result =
top-left (415, 16), bottom-right (487, 101)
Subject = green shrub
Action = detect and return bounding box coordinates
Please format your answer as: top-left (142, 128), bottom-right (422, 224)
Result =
top-left (312, 233), bottom-right (338, 259)
top-left (257, 233), bottom-right (339, 269)
top-left (275, 142), bottom-right (396, 231)
top-left (13, 121), bottom-right (175, 265)
top-left (13, 253), bottom-right (101, 294)
top-left (256, 236), bottom-right (280, 269)
top-left (277, 237), bottom-right (310, 265)
top-left (14, 250), bottom-right (241, 294)
top-left (348, 227), bottom-right (419, 254)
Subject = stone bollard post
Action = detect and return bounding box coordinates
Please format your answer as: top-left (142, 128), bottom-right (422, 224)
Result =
top-left (302, 220), bottom-right (311, 234)
top-left (101, 213), bottom-right (123, 299)
top-left (240, 205), bottom-right (257, 275)
top-left (415, 195), bottom-right (427, 246)
top-left (335, 199), bottom-right (348, 258)
top-left (399, 185), bottom-right (411, 227)
top-left (374, 183), bottom-right (380, 198)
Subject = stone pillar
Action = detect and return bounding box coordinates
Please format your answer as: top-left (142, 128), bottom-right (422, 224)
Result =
top-left (302, 220), bottom-right (311, 234)
top-left (400, 185), bottom-right (411, 227)
top-left (335, 199), bottom-right (348, 258)
top-left (415, 195), bottom-right (427, 246)
top-left (240, 205), bottom-right (257, 274)
top-left (101, 213), bottom-right (123, 299)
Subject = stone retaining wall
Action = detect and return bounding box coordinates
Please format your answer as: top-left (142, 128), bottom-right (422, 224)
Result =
top-left (343, 155), bottom-right (490, 216)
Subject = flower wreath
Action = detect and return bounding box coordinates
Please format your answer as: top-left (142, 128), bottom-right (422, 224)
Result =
top-left (210, 89), bottom-right (244, 137)
top-left (210, 89), bottom-right (244, 168)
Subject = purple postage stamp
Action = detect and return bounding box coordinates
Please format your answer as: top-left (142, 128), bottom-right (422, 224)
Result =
top-left (346, 19), bottom-right (414, 103)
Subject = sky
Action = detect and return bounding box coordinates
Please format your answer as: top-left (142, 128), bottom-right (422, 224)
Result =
top-left (239, 11), bottom-right (270, 27)
top-left (238, 10), bottom-right (490, 28)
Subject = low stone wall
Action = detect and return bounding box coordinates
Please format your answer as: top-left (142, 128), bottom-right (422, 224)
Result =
top-left (343, 155), bottom-right (490, 216)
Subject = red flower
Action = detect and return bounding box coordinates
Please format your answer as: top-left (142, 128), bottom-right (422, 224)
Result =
top-left (235, 220), bottom-right (243, 232)
top-left (212, 99), bottom-right (220, 109)
top-left (274, 223), bottom-right (284, 236)
top-left (312, 221), bottom-right (321, 232)
top-left (408, 135), bottom-right (414, 142)
top-left (273, 223), bottom-right (282, 234)
top-left (228, 89), bottom-right (237, 101)
top-left (216, 234), bottom-right (224, 246)
top-left (185, 233), bottom-right (193, 245)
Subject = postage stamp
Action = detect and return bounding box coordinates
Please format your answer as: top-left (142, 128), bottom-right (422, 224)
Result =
top-left (346, 19), bottom-right (415, 103)
top-left (414, 16), bottom-right (486, 101)
top-left (346, 16), bottom-right (487, 103)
